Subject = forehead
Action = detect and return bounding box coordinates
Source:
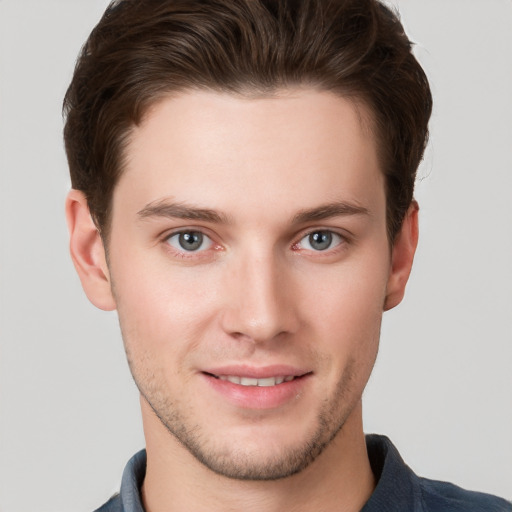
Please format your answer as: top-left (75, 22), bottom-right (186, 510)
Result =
top-left (114, 88), bottom-right (384, 223)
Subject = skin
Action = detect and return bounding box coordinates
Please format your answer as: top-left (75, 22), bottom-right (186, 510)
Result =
top-left (66, 88), bottom-right (418, 512)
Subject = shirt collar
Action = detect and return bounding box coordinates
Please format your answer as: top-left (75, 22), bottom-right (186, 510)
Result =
top-left (361, 434), bottom-right (424, 511)
top-left (119, 449), bottom-right (146, 512)
top-left (116, 435), bottom-right (422, 512)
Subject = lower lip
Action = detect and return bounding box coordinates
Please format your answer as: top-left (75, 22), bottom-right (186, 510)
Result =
top-left (202, 373), bottom-right (310, 410)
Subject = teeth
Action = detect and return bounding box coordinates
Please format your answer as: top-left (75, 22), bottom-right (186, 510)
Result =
top-left (240, 377), bottom-right (258, 386)
top-left (217, 375), bottom-right (295, 386)
top-left (257, 377), bottom-right (278, 387)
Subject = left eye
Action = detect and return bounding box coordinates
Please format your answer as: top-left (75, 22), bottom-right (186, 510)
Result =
top-left (298, 230), bottom-right (343, 251)
top-left (166, 231), bottom-right (213, 252)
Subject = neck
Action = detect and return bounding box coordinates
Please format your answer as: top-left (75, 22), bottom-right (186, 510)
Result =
top-left (141, 400), bottom-right (375, 512)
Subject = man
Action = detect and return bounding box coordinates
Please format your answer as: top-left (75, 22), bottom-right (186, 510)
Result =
top-left (63, 0), bottom-right (511, 510)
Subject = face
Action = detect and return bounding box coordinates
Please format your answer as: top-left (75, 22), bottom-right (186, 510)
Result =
top-left (74, 89), bottom-right (414, 480)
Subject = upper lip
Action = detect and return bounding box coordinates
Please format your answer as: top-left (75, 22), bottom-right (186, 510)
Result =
top-left (202, 365), bottom-right (311, 379)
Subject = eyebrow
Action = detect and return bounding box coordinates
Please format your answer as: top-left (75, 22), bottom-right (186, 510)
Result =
top-left (137, 199), bottom-right (369, 225)
top-left (291, 201), bottom-right (370, 224)
top-left (137, 200), bottom-right (231, 224)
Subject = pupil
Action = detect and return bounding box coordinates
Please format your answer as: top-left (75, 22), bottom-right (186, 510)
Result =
top-left (179, 232), bottom-right (203, 251)
top-left (310, 231), bottom-right (332, 251)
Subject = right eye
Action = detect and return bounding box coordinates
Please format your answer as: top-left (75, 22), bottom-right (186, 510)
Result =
top-left (165, 231), bottom-right (213, 253)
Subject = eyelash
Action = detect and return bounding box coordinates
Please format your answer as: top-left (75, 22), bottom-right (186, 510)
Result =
top-left (161, 227), bottom-right (349, 260)
top-left (292, 229), bottom-right (348, 254)
top-left (163, 229), bottom-right (220, 260)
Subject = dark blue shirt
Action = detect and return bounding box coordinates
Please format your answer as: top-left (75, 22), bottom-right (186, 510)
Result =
top-left (95, 435), bottom-right (511, 511)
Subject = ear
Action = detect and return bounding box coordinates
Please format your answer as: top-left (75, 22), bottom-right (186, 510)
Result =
top-left (65, 189), bottom-right (116, 311)
top-left (384, 201), bottom-right (419, 311)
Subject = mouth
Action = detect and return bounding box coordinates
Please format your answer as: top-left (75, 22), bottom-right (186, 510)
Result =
top-left (201, 368), bottom-right (312, 409)
top-left (205, 373), bottom-right (299, 387)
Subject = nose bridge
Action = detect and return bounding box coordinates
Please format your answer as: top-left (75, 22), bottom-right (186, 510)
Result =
top-left (222, 246), bottom-right (297, 343)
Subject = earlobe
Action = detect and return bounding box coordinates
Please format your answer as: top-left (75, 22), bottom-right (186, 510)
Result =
top-left (65, 189), bottom-right (116, 311)
top-left (384, 202), bottom-right (419, 311)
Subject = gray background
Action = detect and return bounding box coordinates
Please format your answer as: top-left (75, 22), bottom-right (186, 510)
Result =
top-left (0, 1), bottom-right (511, 510)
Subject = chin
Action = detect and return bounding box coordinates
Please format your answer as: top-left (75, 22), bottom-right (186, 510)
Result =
top-left (148, 394), bottom-right (353, 482)
top-left (182, 430), bottom-right (337, 481)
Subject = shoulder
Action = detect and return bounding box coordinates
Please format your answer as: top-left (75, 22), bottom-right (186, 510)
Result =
top-left (364, 435), bottom-right (510, 512)
top-left (419, 477), bottom-right (511, 512)
top-left (93, 493), bottom-right (123, 512)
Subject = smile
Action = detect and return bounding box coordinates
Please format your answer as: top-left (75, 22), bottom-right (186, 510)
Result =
top-left (202, 369), bottom-right (311, 409)
top-left (214, 375), bottom-right (296, 387)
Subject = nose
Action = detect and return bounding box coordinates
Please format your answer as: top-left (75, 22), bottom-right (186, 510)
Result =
top-left (220, 251), bottom-right (299, 344)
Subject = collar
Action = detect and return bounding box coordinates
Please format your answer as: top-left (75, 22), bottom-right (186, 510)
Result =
top-left (104, 434), bottom-right (423, 512)
top-left (361, 434), bottom-right (424, 511)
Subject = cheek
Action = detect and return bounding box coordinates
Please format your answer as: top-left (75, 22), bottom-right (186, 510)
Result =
top-left (110, 250), bottom-right (224, 361)
top-left (301, 250), bottom-right (389, 363)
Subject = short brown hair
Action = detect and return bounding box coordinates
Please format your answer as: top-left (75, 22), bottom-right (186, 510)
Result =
top-left (63, 0), bottom-right (432, 241)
